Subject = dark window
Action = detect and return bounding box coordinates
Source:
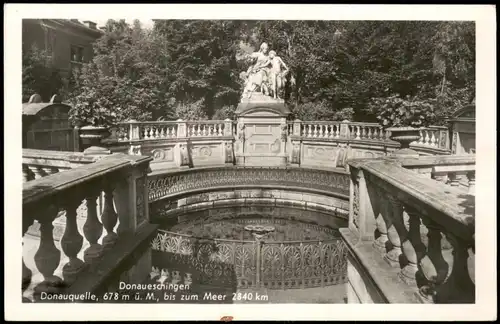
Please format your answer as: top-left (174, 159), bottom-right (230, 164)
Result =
top-left (70, 45), bottom-right (84, 63)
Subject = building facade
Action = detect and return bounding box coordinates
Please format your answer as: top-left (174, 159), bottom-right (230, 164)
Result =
top-left (22, 19), bottom-right (104, 77)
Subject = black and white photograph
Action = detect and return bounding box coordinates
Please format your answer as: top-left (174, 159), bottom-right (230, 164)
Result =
top-left (5, 4), bottom-right (496, 322)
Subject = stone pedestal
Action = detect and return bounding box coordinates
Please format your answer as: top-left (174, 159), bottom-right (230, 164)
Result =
top-left (235, 94), bottom-right (291, 167)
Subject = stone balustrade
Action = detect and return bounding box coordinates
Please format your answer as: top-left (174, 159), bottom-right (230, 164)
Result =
top-left (341, 157), bottom-right (475, 304)
top-left (398, 155), bottom-right (476, 195)
top-left (22, 152), bottom-right (156, 302)
top-left (22, 149), bottom-right (97, 182)
top-left (105, 119), bottom-right (452, 172)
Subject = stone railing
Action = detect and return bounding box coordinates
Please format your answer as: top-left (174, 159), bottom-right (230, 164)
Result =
top-left (105, 119), bottom-right (451, 172)
top-left (22, 149), bottom-right (97, 182)
top-left (22, 152), bottom-right (157, 302)
top-left (150, 230), bottom-right (347, 290)
top-left (341, 156), bottom-right (475, 304)
top-left (398, 155), bottom-right (476, 195)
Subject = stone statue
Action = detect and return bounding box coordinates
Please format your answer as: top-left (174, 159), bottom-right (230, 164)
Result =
top-left (241, 42), bottom-right (272, 99)
top-left (240, 43), bottom-right (290, 102)
top-left (268, 50), bottom-right (289, 100)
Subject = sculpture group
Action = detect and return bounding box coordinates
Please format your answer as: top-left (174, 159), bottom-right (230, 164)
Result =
top-left (240, 42), bottom-right (289, 101)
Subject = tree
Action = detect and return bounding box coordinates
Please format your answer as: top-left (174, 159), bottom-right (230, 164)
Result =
top-left (153, 20), bottom-right (243, 118)
top-left (22, 44), bottom-right (64, 102)
top-left (69, 19), bottom-right (172, 126)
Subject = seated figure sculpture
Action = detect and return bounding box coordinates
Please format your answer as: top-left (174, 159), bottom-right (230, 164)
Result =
top-left (241, 42), bottom-right (289, 102)
top-left (241, 42), bottom-right (271, 100)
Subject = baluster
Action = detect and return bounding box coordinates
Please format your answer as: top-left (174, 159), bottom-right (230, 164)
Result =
top-left (22, 216), bottom-right (35, 302)
top-left (325, 125), bottom-right (331, 138)
top-left (430, 131), bottom-right (437, 147)
top-left (355, 126), bottom-right (361, 140)
top-left (60, 197), bottom-right (85, 285)
top-left (436, 233), bottom-right (475, 303)
top-left (42, 167), bottom-right (58, 176)
top-left (83, 192), bottom-right (104, 265)
top-left (159, 126), bottom-right (165, 138)
top-left (307, 124), bottom-right (312, 137)
top-left (335, 125), bottom-right (340, 138)
top-left (368, 127), bottom-right (373, 139)
top-left (101, 184), bottom-right (118, 250)
top-left (203, 125), bottom-right (208, 136)
top-left (197, 124), bottom-right (202, 137)
top-left (400, 206), bottom-right (426, 285)
top-left (418, 130), bottom-right (425, 145)
top-left (33, 205), bottom-right (62, 299)
top-left (466, 171), bottom-right (475, 195)
top-left (154, 126), bottom-right (160, 139)
top-left (418, 218), bottom-right (451, 302)
top-left (447, 172), bottom-right (460, 187)
top-left (23, 166), bottom-right (31, 182)
top-left (167, 126), bottom-right (172, 138)
top-left (424, 130), bottom-right (430, 145)
top-left (28, 166), bottom-right (44, 179)
top-left (360, 126), bottom-right (366, 139)
top-left (312, 125), bottom-right (318, 138)
top-left (431, 173), bottom-right (447, 184)
top-left (373, 197), bottom-right (389, 254)
top-left (372, 127), bottom-right (379, 140)
top-left (384, 195), bottom-right (403, 267)
top-left (172, 126), bottom-right (177, 138)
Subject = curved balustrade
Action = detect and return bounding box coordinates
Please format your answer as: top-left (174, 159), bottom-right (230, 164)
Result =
top-left (105, 119), bottom-right (452, 172)
top-left (151, 230), bottom-right (347, 290)
top-left (22, 153), bottom-right (154, 302)
top-left (342, 157), bottom-right (475, 304)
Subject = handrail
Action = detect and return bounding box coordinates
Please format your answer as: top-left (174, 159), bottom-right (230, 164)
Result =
top-left (352, 159), bottom-right (474, 235)
top-left (23, 154), bottom-right (151, 206)
top-left (344, 157), bottom-right (475, 303)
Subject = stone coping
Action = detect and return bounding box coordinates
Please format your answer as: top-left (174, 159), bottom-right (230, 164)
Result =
top-left (22, 148), bottom-right (97, 165)
top-left (340, 228), bottom-right (422, 303)
top-left (23, 154), bottom-right (152, 206)
top-left (349, 159), bottom-right (474, 240)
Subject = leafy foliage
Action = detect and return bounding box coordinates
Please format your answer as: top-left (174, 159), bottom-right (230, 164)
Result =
top-left (67, 20), bottom-right (474, 124)
top-left (370, 95), bottom-right (436, 128)
top-left (69, 19), bottom-right (172, 126)
top-left (173, 99), bottom-right (208, 121)
top-left (22, 44), bottom-right (65, 102)
top-left (212, 105), bottom-right (237, 120)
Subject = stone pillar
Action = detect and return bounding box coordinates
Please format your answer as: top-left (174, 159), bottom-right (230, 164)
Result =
top-left (349, 167), bottom-right (377, 241)
top-left (280, 119), bottom-right (288, 165)
top-left (73, 126), bottom-right (81, 152)
top-left (113, 160), bottom-right (151, 235)
top-left (290, 120), bottom-right (302, 166)
top-left (235, 119), bottom-right (245, 165)
top-left (223, 118), bottom-right (233, 137)
top-left (127, 120), bottom-right (142, 156)
top-left (175, 119), bottom-right (190, 168)
top-left (340, 120), bottom-right (351, 139)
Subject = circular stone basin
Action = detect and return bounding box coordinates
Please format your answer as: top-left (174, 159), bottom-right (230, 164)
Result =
top-left (169, 216), bottom-right (340, 242)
